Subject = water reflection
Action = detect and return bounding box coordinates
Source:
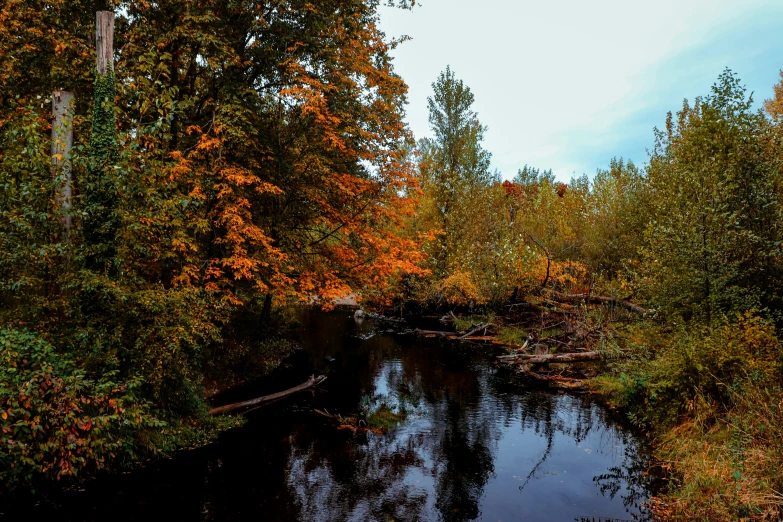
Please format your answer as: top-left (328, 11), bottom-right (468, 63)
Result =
top-left (279, 308), bottom-right (657, 522)
top-left (16, 308), bottom-right (658, 521)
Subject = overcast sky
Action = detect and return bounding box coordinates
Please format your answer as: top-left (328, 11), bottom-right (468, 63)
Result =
top-left (377, 0), bottom-right (783, 181)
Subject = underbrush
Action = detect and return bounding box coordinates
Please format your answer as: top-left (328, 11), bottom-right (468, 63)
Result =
top-left (497, 325), bottom-right (528, 345)
top-left (593, 312), bottom-right (783, 520)
top-left (652, 388), bottom-right (783, 520)
top-left (0, 329), bottom-right (242, 492)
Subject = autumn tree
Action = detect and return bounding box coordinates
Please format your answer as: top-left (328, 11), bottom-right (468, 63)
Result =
top-left (0, 0), bottom-right (424, 485)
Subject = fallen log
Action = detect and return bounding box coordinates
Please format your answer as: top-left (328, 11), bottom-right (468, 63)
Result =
top-left (209, 375), bottom-right (327, 415)
top-left (542, 289), bottom-right (646, 315)
top-left (415, 329), bottom-right (508, 344)
top-left (498, 351), bottom-right (601, 364)
top-left (525, 370), bottom-right (586, 389)
top-left (415, 328), bottom-right (456, 337)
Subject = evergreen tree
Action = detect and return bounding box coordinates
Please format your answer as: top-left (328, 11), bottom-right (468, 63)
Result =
top-left (418, 66), bottom-right (492, 279)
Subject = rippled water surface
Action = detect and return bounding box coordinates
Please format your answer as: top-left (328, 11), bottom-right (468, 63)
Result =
top-left (20, 309), bottom-right (658, 521)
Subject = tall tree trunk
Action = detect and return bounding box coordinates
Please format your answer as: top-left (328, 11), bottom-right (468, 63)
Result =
top-left (51, 91), bottom-right (74, 240)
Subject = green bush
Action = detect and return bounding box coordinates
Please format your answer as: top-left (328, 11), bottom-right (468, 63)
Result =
top-left (0, 329), bottom-right (243, 489)
top-left (601, 313), bottom-right (782, 428)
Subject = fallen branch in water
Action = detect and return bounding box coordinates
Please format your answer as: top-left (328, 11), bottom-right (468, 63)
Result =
top-left (314, 408), bottom-right (344, 422)
top-left (414, 328), bottom-right (510, 345)
top-left (497, 351), bottom-right (601, 364)
top-left (415, 328), bottom-right (456, 337)
top-left (524, 369), bottom-right (586, 389)
top-left (209, 375), bottom-right (327, 415)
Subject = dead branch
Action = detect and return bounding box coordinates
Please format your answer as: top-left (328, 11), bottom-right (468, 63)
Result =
top-left (209, 375), bottom-right (327, 415)
top-left (497, 351), bottom-right (601, 364)
top-left (525, 370), bottom-right (586, 389)
top-left (525, 232), bottom-right (551, 289)
top-left (459, 323), bottom-right (495, 339)
top-left (314, 408), bottom-right (342, 422)
top-left (415, 328), bottom-right (455, 337)
top-left (543, 289), bottom-right (647, 315)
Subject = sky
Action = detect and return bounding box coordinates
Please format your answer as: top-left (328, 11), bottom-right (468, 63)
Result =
top-left (377, 0), bottom-right (783, 182)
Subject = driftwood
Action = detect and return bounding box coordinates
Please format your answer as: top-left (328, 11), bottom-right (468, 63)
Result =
top-left (209, 375), bottom-right (327, 415)
top-left (497, 351), bottom-right (600, 365)
top-left (415, 329), bottom-right (509, 344)
top-left (524, 370), bottom-right (586, 389)
top-left (459, 323), bottom-right (495, 340)
top-left (542, 289), bottom-right (646, 315)
top-left (415, 328), bottom-right (455, 337)
top-left (314, 408), bottom-right (344, 422)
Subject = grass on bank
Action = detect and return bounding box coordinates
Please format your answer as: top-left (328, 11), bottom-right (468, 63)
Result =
top-left (591, 313), bottom-right (783, 520)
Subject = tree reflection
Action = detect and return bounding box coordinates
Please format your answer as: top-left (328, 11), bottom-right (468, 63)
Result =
top-left (267, 310), bottom-right (657, 521)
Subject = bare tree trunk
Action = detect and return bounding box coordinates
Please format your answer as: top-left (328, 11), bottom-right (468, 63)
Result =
top-left (96, 11), bottom-right (114, 74)
top-left (260, 292), bottom-right (272, 322)
top-left (51, 91), bottom-right (74, 239)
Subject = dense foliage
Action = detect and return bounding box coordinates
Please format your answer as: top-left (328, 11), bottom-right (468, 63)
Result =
top-left (4, 1), bottom-right (783, 517)
top-left (403, 66), bottom-right (783, 520)
top-left (0, 0), bottom-right (421, 488)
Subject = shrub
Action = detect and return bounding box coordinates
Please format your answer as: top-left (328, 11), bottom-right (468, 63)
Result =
top-left (0, 329), bottom-right (167, 487)
top-left (605, 312), bottom-right (782, 428)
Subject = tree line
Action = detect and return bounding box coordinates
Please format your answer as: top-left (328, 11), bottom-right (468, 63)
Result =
top-left (404, 65), bottom-right (783, 520)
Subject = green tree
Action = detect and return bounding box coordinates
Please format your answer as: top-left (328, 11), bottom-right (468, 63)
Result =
top-left (0, 0), bottom-right (423, 486)
top-left (641, 69), bottom-right (783, 322)
top-left (417, 66), bottom-right (492, 283)
top-left (582, 158), bottom-right (649, 280)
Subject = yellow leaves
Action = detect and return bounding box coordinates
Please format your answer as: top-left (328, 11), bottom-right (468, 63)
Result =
top-left (196, 135), bottom-right (222, 151)
top-left (765, 70), bottom-right (783, 121)
top-left (437, 271), bottom-right (481, 306)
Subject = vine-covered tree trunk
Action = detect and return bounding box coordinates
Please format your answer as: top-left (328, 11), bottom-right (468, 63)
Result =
top-left (84, 11), bottom-right (118, 272)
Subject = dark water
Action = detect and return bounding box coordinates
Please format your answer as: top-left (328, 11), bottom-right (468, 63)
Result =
top-left (14, 309), bottom-right (658, 521)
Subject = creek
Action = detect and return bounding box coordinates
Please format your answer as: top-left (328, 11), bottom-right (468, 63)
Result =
top-left (22, 308), bottom-right (659, 521)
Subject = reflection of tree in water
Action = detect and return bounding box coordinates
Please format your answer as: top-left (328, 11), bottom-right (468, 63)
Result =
top-left (285, 312), bottom-right (656, 521)
top-left (591, 434), bottom-right (658, 522)
top-left (285, 430), bottom-right (429, 521)
top-left (285, 331), bottom-right (509, 521)
top-left (429, 382), bottom-right (499, 522)
top-left (511, 389), bottom-right (656, 519)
